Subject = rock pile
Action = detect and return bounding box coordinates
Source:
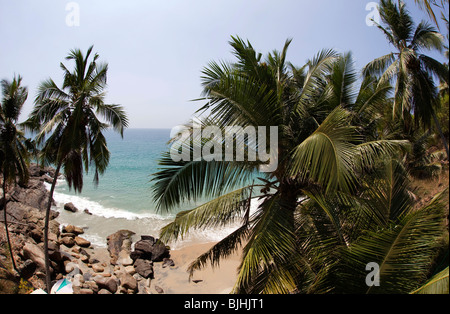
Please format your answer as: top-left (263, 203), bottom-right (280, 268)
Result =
top-left (0, 163), bottom-right (175, 294)
top-left (68, 230), bottom-right (174, 294)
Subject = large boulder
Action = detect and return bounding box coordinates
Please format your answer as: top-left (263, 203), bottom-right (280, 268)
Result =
top-left (106, 230), bottom-right (135, 265)
top-left (8, 178), bottom-right (53, 211)
top-left (133, 258), bottom-right (154, 279)
top-left (74, 236), bottom-right (91, 248)
top-left (63, 225), bottom-right (84, 235)
top-left (131, 236), bottom-right (170, 262)
top-left (94, 276), bottom-right (118, 294)
top-left (22, 242), bottom-right (46, 271)
top-left (118, 271), bottom-right (138, 293)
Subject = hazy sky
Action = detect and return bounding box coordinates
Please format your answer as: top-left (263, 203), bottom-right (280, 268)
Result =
top-left (0, 0), bottom-right (445, 129)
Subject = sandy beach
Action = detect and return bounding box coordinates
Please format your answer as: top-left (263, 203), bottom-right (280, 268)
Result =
top-left (151, 242), bottom-right (242, 294)
top-left (77, 241), bottom-right (242, 294)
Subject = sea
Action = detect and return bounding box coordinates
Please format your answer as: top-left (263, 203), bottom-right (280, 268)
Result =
top-left (48, 128), bottom-right (251, 250)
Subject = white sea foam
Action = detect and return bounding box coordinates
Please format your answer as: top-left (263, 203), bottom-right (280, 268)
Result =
top-left (45, 182), bottom-right (170, 221)
top-left (45, 181), bottom-right (264, 249)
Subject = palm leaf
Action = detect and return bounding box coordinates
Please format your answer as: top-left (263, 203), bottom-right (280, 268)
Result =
top-left (159, 185), bottom-right (257, 244)
top-left (289, 106), bottom-right (359, 194)
top-left (233, 194), bottom-right (299, 294)
top-left (339, 189), bottom-right (447, 294)
top-left (411, 267), bottom-right (449, 294)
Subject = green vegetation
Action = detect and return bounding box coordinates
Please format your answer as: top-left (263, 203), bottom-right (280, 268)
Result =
top-left (1, 0), bottom-right (448, 294)
top-left (0, 75), bottom-right (30, 273)
top-left (152, 0), bottom-right (449, 294)
top-left (24, 46), bottom-right (129, 292)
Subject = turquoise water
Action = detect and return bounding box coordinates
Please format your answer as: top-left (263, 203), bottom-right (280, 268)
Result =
top-left (56, 128), bottom-right (171, 215)
top-left (51, 128), bottom-right (247, 248)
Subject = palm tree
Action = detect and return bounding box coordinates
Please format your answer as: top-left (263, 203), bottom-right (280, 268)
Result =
top-left (413, 0), bottom-right (449, 29)
top-left (152, 37), bottom-right (405, 293)
top-left (0, 75), bottom-right (30, 273)
top-left (363, 0), bottom-right (450, 160)
top-left (317, 158), bottom-right (448, 294)
top-left (27, 46), bottom-right (129, 292)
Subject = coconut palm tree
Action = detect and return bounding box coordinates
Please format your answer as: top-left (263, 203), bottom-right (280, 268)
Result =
top-left (27, 46), bottom-right (129, 292)
top-left (152, 37), bottom-right (405, 293)
top-left (0, 75), bottom-right (30, 273)
top-left (363, 0), bottom-right (450, 159)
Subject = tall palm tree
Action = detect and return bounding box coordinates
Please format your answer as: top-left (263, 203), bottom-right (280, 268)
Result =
top-left (152, 37), bottom-right (404, 293)
top-left (27, 46), bottom-right (129, 292)
top-left (0, 75), bottom-right (30, 273)
top-left (363, 0), bottom-right (450, 159)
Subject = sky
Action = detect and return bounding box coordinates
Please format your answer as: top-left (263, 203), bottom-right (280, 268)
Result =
top-left (0, 0), bottom-right (447, 129)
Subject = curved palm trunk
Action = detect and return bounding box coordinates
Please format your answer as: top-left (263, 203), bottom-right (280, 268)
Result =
top-left (43, 162), bottom-right (62, 292)
top-left (2, 175), bottom-right (18, 273)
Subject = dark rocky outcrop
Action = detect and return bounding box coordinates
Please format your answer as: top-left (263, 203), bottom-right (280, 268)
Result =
top-left (131, 236), bottom-right (170, 262)
top-left (1, 163), bottom-right (176, 294)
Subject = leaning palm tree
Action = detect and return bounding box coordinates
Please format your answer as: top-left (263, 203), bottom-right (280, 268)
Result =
top-left (27, 46), bottom-right (128, 292)
top-left (0, 75), bottom-right (30, 273)
top-left (152, 37), bottom-right (405, 293)
top-left (364, 0), bottom-right (450, 159)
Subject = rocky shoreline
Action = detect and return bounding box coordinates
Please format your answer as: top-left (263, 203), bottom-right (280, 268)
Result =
top-left (0, 164), bottom-right (175, 294)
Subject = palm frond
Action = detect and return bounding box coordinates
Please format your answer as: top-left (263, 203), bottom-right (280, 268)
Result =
top-left (233, 194), bottom-right (299, 294)
top-left (411, 267), bottom-right (449, 294)
top-left (159, 185), bottom-right (257, 244)
top-left (289, 106), bottom-right (359, 194)
top-left (339, 188), bottom-right (447, 294)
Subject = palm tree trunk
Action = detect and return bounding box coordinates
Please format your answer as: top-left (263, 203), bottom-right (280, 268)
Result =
top-left (43, 162), bottom-right (62, 293)
top-left (2, 175), bottom-right (18, 273)
top-left (432, 110), bottom-right (450, 161)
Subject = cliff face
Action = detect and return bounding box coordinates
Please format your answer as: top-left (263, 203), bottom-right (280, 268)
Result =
top-left (0, 164), bottom-right (61, 292)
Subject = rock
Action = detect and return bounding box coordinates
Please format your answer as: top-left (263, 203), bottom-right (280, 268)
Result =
top-left (74, 236), bottom-right (91, 248)
top-left (134, 239), bottom-right (154, 257)
top-left (154, 285), bottom-right (164, 294)
top-left (106, 230), bottom-right (135, 265)
top-left (64, 202), bottom-right (78, 213)
top-left (117, 250), bottom-right (134, 266)
top-left (150, 244), bottom-right (170, 262)
top-left (63, 225), bottom-right (84, 235)
top-left (94, 276), bottom-right (118, 294)
top-left (61, 236), bottom-right (75, 248)
top-left (124, 265), bottom-right (136, 275)
top-left (83, 280), bottom-right (98, 293)
top-left (92, 264), bottom-right (105, 273)
top-left (140, 235), bottom-right (156, 242)
top-left (65, 262), bottom-right (81, 276)
top-left (133, 258), bottom-right (154, 279)
top-left (48, 241), bottom-right (62, 263)
top-left (72, 274), bottom-right (85, 287)
top-left (8, 178), bottom-right (53, 210)
top-left (131, 238), bottom-right (170, 262)
top-left (30, 227), bottom-right (43, 243)
top-left (83, 209), bottom-right (92, 215)
top-left (98, 289), bottom-right (112, 294)
top-left (118, 271), bottom-right (138, 292)
top-left (22, 242), bottom-right (45, 271)
top-left (79, 288), bottom-right (94, 294)
top-left (162, 258), bottom-right (175, 268)
top-left (18, 259), bottom-right (36, 279)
